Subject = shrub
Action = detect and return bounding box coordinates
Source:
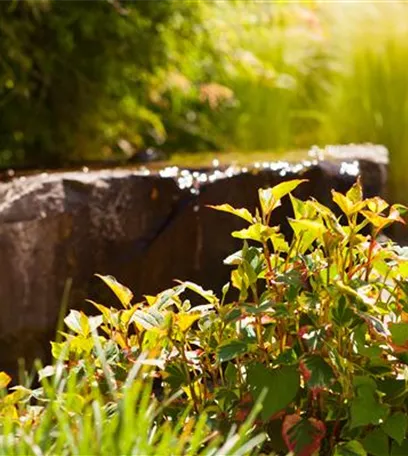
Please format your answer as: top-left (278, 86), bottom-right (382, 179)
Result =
top-left (0, 0), bottom-right (206, 166)
top-left (2, 179), bottom-right (408, 455)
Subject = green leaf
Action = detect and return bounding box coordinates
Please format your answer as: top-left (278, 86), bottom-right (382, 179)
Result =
top-left (334, 440), bottom-right (367, 456)
top-left (216, 340), bottom-right (249, 362)
top-left (389, 323), bottom-right (408, 345)
top-left (391, 439), bottom-right (408, 455)
top-left (382, 412), bottom-right (407, 445)
top-left (207, 203), bottom-right (253, 223)
top-left (164, 363), bottom-right (189, 389)
top-left (247, 363), bottom-right (300, 420)
top-left (350, 377), bottom-right (389, 428)
top-left (95, 274), bottom-right (133, 308)
top-left (225, 363), bottom-right (238, 385)
top-left (362, 428), bottom-right (389, 456)
top-left (301, 355), bottom-right (335, 392)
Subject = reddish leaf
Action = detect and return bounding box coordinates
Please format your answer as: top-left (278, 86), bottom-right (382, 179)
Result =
top-left (282, 414), bottom-right (326, 456)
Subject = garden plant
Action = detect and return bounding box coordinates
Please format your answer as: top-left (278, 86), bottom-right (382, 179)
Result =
top-left (2, 179), bottom-right (408, 455)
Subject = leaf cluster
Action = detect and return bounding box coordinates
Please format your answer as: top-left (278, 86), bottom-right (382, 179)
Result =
top-left (2, 179), bottom-right (408, 455)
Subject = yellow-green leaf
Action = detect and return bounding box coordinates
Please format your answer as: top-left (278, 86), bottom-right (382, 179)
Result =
top-left (232, 223), bottom-right (277, 243)
top-left (95, 274), bottom-right (133, 308)
top-left (206, 204), bottom-right (253, 223)
top-left (259, 179), bottom-right (307, 217)
top-left (0, 372), bottom-right (11, 389)
top-left (176, 313), bottom-right (200, 332)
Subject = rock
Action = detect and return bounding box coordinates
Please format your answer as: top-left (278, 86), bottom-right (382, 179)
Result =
top-left (0, 145), bottom-right (388, 376)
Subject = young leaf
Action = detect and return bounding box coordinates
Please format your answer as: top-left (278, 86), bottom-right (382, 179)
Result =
top-left (0, 372), bottom-right (11, 389)
top-left (259, 179), bottom-right (307, 217)
top-left (232, 223), bottom-right (277, 243)
top-left (346, 178), bottom-right (363, 204)
top-left (95, 274), bottom-right (133, 308)
top-left (247, 363), bottom-right (300, 420)
top-left (207, 204), bottom-right (253, 223)
top-left (64, 310), bottom-right (83, 334)
top-left (176, 313), bottom-right (200, 332)
top-left (332, 190), bottom-right (354, 216)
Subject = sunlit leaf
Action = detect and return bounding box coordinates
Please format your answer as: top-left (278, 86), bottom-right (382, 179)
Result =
top-left (346, 178), bottom-right (363, 204)
top-left (176, 313), bottom-right (200, 332)
top-left (95, 274), bottom-right (133, 308)
top-left (207, 203), bottom-right (253, 223)
top-left (64, 310), bottom-right (83, 334)
top-left (259, 179), bottom-right (306, 217)
top-left (0, 372), bottom-right (11, 389)
top-left (232, 223), bottom-right (277, 243)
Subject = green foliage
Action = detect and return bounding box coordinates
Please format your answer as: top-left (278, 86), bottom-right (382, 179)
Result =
top-left (3, 178), bottom-right (408, 455)
top-left (0, 0), bottom-right (205, 165)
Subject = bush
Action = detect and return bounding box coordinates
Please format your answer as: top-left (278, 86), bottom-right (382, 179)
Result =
top-left (2, 179), bottom-right (408, 455)
top-left (0, 0), bottom-right (206, 166)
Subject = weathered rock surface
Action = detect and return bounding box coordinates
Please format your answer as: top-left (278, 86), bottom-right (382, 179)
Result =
top-left (0, 145), bottom-right (388, 375)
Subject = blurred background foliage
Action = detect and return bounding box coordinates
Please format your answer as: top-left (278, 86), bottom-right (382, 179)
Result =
top-left (0, 0), bottom-right (408, 200)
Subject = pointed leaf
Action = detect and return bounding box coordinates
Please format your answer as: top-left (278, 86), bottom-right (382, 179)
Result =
top-left (383, 412), bottom-right (407, 445)
top-left (64, 310), bottom-right (83, 334)
top-left (176, 313), bottom-right (200, 332)
top-left (259, 179), bottom-right (307, 217)
top-left (0, 372), bottom-right (11, 389)
top-left (95, 274), bottom-right (133, 308)
top-left (207, 204), bottom-right (253, 223)
top-left (362, 428), bottom-right (389, 456)
top-left (217, 340), bottom-right (249, 363)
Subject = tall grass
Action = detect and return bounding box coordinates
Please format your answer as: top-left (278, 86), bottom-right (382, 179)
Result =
top-left (321, 2), bottom-right (408, 204)
top-left (198, 1), bottom-right (408, 204)
top-left (0, 355), bottom-right (265, 455)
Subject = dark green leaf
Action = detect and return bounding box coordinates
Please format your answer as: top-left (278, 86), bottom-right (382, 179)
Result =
top-left (247, 363), bottom-right (300, 420)
top-left (301, 355), bottom-right (335, 392)
top-left (216, 340), bottom-right (249, 363)
top-left (334, 440), bottom-right (367, 456)
top-left (382, 412), bottom-right (407, 445)
top-left (362, 428), bottom-right (389, 456)
top-left (391, 439), bottom-right (408, 455)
